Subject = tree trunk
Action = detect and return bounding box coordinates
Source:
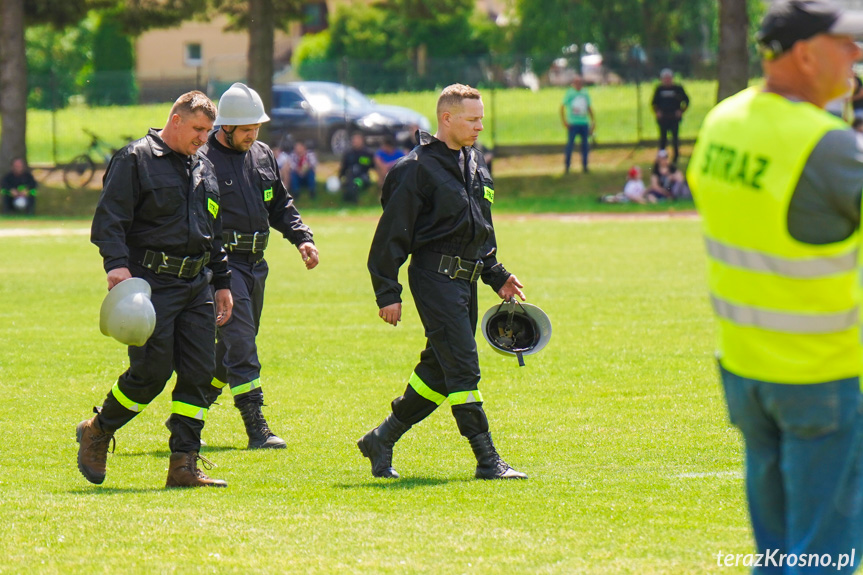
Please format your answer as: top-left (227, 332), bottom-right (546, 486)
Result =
top-left (717, 0), bottom-right (749, 103)
top-left (0, 0), bottom-right (28, 171)
top-left (248, 0), bottom-right (274, 145)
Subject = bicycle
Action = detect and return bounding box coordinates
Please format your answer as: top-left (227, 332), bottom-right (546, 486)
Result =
top-left (62, 129), bottom-right (132, 190)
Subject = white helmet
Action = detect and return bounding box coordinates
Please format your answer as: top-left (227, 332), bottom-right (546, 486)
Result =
top-left (481, 300), bottom-right (552, 367)
top-left (99, 278), bottom-right (156, 347)
top-left (215, 82), bottom-right (270, 126)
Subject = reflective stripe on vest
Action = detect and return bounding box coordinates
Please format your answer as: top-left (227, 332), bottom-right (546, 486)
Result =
top-left (705, 238), bottom-right (858, 278)
top-left (689, 87), bottom-right (859, 383)
top-left (711, 295), bottom-right (858, 334)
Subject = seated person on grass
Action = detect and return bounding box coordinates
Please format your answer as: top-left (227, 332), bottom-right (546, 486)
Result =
top-left (1, 158), bottom-right (37, 215)
top-left (649, 149), bottom-right (690, 201)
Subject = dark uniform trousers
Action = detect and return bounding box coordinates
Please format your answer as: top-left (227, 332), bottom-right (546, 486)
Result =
top-left (390, 266), bottom-right (490, 439)
top-left (658, 117), bottom-right (681, 162)
top-left (213, 257), bottom-right (268, 405)
top-left (98, 264), bottom-right (216, 453)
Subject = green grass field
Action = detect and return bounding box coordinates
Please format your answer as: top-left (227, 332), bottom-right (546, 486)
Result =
top-left (0, 214), bottom-right (753, 574)
top-left (23, 80), bottom-right (721, 165)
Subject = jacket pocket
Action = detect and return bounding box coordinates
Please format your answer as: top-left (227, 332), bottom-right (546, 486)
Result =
top-left (139, 172), bottom-right (184, 216)
top-left (256, 166), bottom-right (278, 203)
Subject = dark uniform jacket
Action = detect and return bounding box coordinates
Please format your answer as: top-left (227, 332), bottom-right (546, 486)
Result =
top-left (369, 131), bottom-right (510, 308)
top-left (91, 128), bottom-right (231, 291)
top-left (200, 132), bottom-right (314, 247)
top-left (340, 146), bottom-right (375, 179)
top-left (652, 84), bottom-right (690, 117)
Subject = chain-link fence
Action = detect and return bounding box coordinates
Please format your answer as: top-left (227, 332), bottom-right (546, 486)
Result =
top-left (25, 50), bottom-right (757, 166)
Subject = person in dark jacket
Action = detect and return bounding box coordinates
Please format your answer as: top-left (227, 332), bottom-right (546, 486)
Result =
top-left (201, 82), bottom-right (319, 449)
top-left (1, 157), bottom-right (37, 214)
top-left (360, 84), bottom-right (528, 481)
top-left (339, 132), bottom-right (375, 204)
top-left (651, 68), bottom-right (690, 163)
top-left (78, 91), bottom-right (233, 488)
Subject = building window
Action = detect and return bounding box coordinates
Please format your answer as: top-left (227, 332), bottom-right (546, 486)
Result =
top-left (185, 43), bottom-right (202, 67)
top-left (302, 2), bottom-right (328, 34)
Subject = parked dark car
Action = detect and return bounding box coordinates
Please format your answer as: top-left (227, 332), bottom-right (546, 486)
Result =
top-left (270, 81), bottom-right (431, 156)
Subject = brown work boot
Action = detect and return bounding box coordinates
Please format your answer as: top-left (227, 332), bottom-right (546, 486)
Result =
top-left (165, 452), bottom-right (227, 488)
top-left (76, 415), bottom-right (115, 485)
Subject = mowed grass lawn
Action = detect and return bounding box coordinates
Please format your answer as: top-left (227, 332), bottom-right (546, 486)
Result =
top-left (0, 215), bottom-right (752, 574)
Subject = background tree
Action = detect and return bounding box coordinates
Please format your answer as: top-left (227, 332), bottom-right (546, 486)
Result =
top-left (299, 0), bottom-right (490, 92)
top-left (85, 11), bottom-right (138, 106)
top-left (211, 0), bottom-right (304, 143)
top-left (512, 0), bottom-right (718, 78)
top-left (26, 18), bottom-right (95, 110)
top-left (717, 0), bottom-right (749, 102)
top-left (0, 0), bottom-right (112, 171)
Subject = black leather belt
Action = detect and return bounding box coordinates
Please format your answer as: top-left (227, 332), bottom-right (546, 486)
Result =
top-left (411, 251), bottom-right (484, 282)
top-left (135, 249), bottom-right (210, 279)
top-left (230, 251), bottom-right (265, 265)
top-left (225, 230), bottom-right (269, 253)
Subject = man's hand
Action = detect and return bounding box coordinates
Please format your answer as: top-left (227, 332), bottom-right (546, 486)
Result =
top-left (106, 267), bottom-right (132, 290)
top-left (215, 288), bottom-right (233, 326)
top-left (497, 275), bottom-right (526, 303)
top-left (299, 242), bottom-right (319, 270)
top-left (379, 303), bottom-right (401, 326)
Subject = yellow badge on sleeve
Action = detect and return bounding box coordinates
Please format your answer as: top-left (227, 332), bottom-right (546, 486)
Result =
top-left (483, 185), bottom-right (495, 204)
top-left (263, 187), bottom-right (273, 202)
top-left (207, 198), bottom-right (219, 218)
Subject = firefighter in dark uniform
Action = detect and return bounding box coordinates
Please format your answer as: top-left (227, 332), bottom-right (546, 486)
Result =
top-left (200, 83), bottom-right (319, 449)
top-left (360, 84), bottom-right (528, 480)
top-left (77, 91), bottom-right (233, 488)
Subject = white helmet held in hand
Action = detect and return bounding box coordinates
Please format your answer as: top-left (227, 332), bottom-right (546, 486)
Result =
top-left (215, 82), bottom-right (270, 126)
top-left (99, 278), bottom-right (156, 347)
top-left (481, 300), bottom-right (552, 367)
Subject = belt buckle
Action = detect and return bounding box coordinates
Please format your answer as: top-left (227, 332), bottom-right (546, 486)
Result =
top-left (469, 260), bottom-right (482, 282)
top-left (251, 231), bottom-right (260, 254)
top-left (156, 252), bottom-right (170, 274)
top-left (177, 256), bottom-right (190, 277)
top-left (447, 255), bottom-right (462, 279)
top-left (227, 231), bottom-right (240, 252)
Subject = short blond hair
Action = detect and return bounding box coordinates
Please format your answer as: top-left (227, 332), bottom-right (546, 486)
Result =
top-left (436, 84), bottom-right (481, 118)
top-left (169, 90), bottom-right (217, 122)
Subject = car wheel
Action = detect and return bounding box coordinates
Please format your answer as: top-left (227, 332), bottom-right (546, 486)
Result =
top-left (330, 128), bottom-right (350, 156)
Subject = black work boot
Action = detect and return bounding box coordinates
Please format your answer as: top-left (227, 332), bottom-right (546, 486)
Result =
top-left (237, 398), bottom-right (286, 449)
top-left (76, 414), bottom-right (116, 485)
top-left (165, 452), bottom-right (227, 488)
top-left (357, 413), bottom-right (410, 478)
top-left (469, 432), bottom-right (527, 480)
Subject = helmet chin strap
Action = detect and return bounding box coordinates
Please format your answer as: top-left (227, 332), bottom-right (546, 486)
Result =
top-left (222, 126), bottom-right (239, 150)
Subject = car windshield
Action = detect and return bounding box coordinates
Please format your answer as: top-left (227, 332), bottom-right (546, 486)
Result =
top-left (302, 84), bottom-right (372, 113)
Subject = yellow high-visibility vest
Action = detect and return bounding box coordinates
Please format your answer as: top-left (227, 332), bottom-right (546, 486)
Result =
top-left (688, 87), bottom-right (860, 384)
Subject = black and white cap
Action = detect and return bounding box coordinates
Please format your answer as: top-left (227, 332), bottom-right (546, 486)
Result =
top-left (757, 0), bottom-right (863, 59)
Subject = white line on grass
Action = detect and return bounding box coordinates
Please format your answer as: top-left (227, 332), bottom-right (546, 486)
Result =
top-left (0, 227), bottom-right (89, 237)
top-left (675, 470), bottom-right (743, 479)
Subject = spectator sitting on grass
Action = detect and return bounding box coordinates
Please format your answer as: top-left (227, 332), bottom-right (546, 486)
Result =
top-left (600, 166), bottom-right (658, 204)
top-left (287, 140), bottom-right (318, 200)
top-left (374, 136), bottom-right (405, 190)
top-left (1, 157), bottom-right (37, 215)
top-left (649, 149), bottom-right (691, 200)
